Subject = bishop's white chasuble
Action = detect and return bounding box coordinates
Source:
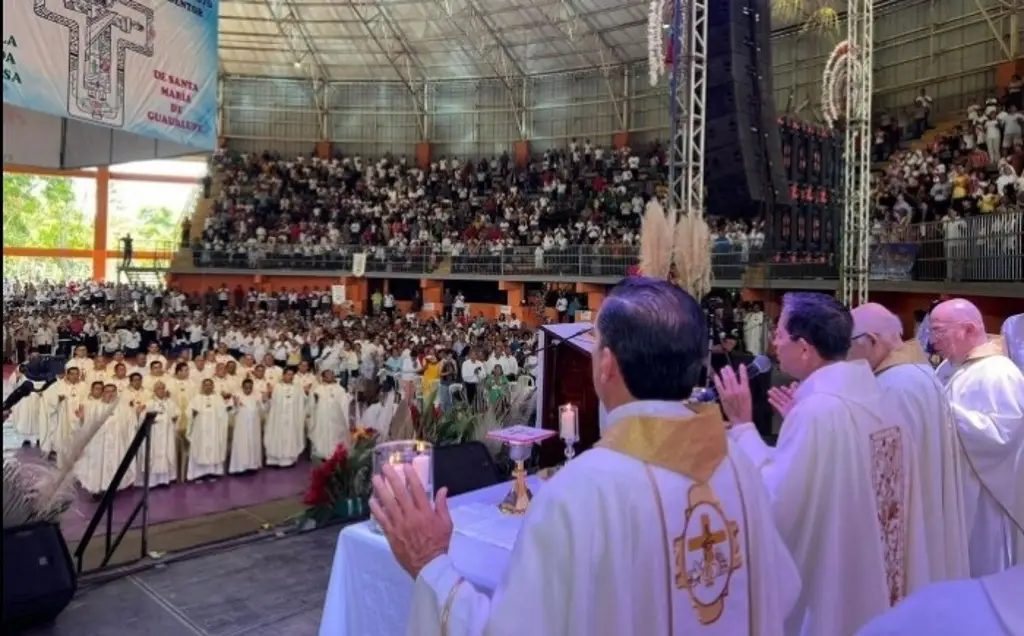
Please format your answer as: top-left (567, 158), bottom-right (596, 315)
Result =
top-left (731, 361), bottom-right (930, 636)
top-left (406, 402), bottom-right (799, 636)
top-left (937, 340), bottom-right (1024, 576)
top-left (873, 341), bottom-right (971, 582)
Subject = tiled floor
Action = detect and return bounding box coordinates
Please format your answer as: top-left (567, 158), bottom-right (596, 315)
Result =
top-left (25, 528), bottom-right (338, 636)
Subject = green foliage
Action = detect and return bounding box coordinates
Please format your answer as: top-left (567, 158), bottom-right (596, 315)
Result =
top-left (417, 390), bottom-right (480, 447)
top-left (2, 174), bottom-right (93, 250)
top-left (108, 182), bottom-right (181, 247)
top-left (2, 256), bottom-right (91, 283)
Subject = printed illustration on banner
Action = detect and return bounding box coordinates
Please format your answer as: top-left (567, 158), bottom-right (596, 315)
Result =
top-left (34, 0), bottom-right (155, 127)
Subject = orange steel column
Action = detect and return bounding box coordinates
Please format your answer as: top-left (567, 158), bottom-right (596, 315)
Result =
top-left (93, 167), bottom-right (109, 280)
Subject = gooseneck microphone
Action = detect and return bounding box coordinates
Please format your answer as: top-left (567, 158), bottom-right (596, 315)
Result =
top-left (693, 354), bottom-right (773, 403)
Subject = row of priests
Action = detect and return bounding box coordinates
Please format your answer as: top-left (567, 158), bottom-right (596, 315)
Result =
top-left (366, 280), bottom-right (1022, 636)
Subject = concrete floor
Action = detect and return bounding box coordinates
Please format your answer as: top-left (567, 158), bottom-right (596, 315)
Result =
top-left (27, 529), bottom-right (338, 636)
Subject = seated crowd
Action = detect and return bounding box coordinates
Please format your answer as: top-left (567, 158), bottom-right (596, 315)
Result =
top-left (3, 279), bottom-right (548, 496)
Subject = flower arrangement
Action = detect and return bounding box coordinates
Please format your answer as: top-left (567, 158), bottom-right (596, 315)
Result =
top-left (302, 428), bottom-right (379, 525)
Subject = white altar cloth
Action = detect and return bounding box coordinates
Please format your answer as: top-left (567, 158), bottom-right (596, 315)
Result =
top-left (318, 477), bottom-right (542, 636)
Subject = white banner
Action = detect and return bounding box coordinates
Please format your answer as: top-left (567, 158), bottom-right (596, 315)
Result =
top-left (423, 302), bottom-right (436, 312)
top-left (499, 305), bottom-right (512, 316)
top-left (331, 285), bottom-right (346, 305)
top-left (352, 253), bottom-right (367, 277)
top-left (577, 310), bottom-right (593, 322)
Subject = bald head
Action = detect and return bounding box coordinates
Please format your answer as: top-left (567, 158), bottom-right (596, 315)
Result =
top-left (851, 303), bottom-right (903, 345)
top-left (931, 299), bottom-right (984, 327)
top-left (930, 298), bottom-right (988, 363)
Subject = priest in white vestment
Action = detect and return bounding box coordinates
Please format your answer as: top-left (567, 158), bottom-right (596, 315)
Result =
top-left (5, 363), bottom-right (40, 445)
top-left (264, 368), bottom-right (310, 467)
top-left (39, 367), bottom-right (87, 456)
top-left (1003, 313), bottom-right (1023, 372)
top-left (368, 278), bottom-right (800, 636)
top-left (229, 378), bottom-right (266, 474)
top-left (186, 378), bottom-right (233, 481)
top-left (719, 292), bottom-right (929, 636)
top-left (849, 304), bottom-right (971, 582)
top-left (137, 381), bottom-right (179, 487)
top-left (309, 369), bottom-right (351, 459)
top-left (75, 383), bottom-right (126, 496)
top-left (931, 299), bottom-right (1024, 576)
top-left (67, 346), bottom-right (95, 374)
top-left (856, 566), bottom-right (1024, 636)
top-left (361, 387), bottom-right (397, 440)
top-left (743, 305), bottom-right (767, 356)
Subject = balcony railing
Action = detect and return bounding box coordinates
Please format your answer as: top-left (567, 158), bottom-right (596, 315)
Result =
top-left (186, 212), bottom-right (1023, 284)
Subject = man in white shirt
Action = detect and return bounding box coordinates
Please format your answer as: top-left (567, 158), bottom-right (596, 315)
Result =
top-left (369, 278), bottom-right (799, 636)
top-left (716, 292), bottom-right (929, 636)
top-left (459, 350), bottom-right (485, 404)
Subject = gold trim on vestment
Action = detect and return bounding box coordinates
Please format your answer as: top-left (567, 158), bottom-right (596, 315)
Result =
top-left (441, 577), bottom-right (465, 636)
top-left (874, 340), bottom-right (930, 375)
top-left (596, 405), bottom-right (727, 483)
top-left (967, 337), bottom-right (1006, 362)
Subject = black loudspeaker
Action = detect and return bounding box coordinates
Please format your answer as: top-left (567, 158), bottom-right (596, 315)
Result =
top-left (433, 441), bottom-right (502, 498)
top-left (2, 522), bottom-right (77, 632)
top-left (705, 0), bottom-right (789, 216)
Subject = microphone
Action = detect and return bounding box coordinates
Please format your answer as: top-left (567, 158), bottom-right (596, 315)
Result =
top-left (693, 354), bottom-right (773, 403)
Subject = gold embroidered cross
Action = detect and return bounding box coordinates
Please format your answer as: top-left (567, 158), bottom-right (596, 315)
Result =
top-left (688, 514), bottom-right (727, 584)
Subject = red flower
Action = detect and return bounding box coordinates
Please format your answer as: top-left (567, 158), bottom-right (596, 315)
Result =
top-left (628, 264), bottom-right (642, 277)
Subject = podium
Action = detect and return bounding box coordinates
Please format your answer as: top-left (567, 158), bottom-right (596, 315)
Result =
top-left (535, 323), bottom-right (605, 467)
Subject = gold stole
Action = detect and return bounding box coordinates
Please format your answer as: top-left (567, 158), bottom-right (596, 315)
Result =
top-left (874, 339), bottom-right (930, 375)
top-left (598, 405), bottom-right (748, 630)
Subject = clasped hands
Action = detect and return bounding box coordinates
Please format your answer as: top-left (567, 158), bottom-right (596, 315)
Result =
top-left (370, 464), bottom-right (453, 580)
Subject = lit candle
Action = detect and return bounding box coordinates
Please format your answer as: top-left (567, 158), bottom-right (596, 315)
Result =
top-left (559, 404), bottom-right (577, 440)
top-left (379, 452), bottom-right (407, 498)
top-left (411, 455), bottom-right (431, 491)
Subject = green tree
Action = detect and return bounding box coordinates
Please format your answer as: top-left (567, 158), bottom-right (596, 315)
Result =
top-left (2, 174), bottom-right (93, 250)
top-left (2, 255), bottom-right (91, 283)
top-left (134, 205), bottom-right (180, 244)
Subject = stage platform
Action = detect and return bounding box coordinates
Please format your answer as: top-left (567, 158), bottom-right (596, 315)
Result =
top-left (25, 528), bottom-right (337, 636)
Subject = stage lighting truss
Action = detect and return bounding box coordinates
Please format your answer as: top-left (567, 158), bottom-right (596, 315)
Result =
top-left (837, 0), bottom-right (874, 308)
top-left (663, 0), bottom-right (706, 219)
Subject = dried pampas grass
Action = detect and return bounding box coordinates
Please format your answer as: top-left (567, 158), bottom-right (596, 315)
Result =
top-left (672, 212), bottom-right (714, 300)
top-left (3, 400), bottom-right (116, 529)
top-left (639, 198), bottom-right (677, 280)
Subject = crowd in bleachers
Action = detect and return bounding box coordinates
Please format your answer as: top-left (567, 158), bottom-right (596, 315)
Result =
top-left (871, 78), bottom-right (1023, 238)
top-left (192, 141), bottom-right (768, 275)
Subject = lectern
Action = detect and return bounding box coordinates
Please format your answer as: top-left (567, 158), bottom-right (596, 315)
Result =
top-left (535, 323), bottom-right (606, 467)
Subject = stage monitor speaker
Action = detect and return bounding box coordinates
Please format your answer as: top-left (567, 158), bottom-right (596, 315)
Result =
top-left (2, 522), bottom-right (77, 632)
top-left (433, 441), bottom-right (502, 498)
top-left (705, 0), bottom-right (789, 217)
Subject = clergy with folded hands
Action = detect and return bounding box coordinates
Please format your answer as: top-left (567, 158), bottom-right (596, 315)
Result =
top-left (931, 299), bottom-right (1024, 576)
top-left (370, 277), bottom-right (800, 636)
top-left (715, 292), bottom-right (929, 636)
top-left (848, 303), bottom-right (971, 582)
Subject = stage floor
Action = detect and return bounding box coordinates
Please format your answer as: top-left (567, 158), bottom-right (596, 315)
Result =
top-left (8, 442), bottom-right (310, 543)
top-left (26, 528), bottom-right (338, 636)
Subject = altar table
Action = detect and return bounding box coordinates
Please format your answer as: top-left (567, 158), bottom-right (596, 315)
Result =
top-left (318, 477), bottom-right (542, 636)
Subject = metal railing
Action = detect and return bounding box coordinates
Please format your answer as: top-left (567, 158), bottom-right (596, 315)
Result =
top-left (186, 212), bottom-right (1022, 283)
top-left (74, 412), bottom-right (155, 574)
top-left (120, 241), bottom-right (177, 270)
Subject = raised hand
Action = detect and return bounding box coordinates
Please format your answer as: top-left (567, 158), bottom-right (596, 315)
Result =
top-left (713, 364), bottom-right (753, 425)
top-left (370, 464), bottom-right (452, 579)
top-left (768, 382), bottom-right (799, 418)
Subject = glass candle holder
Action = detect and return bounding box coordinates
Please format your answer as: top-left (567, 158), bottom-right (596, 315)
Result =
top-left (559, 403), bottom-right (578, 462)
top-left (369, 439), bottom-right (433, 534)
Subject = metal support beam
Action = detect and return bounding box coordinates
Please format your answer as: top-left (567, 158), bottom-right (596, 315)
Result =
top-left (346, 0), bottom-right (429, 137)
top-left (668, 0), bottom-right (708, 218)
top-left (972, 0), bottom-right (1014, 59)
top-left (536, 0), bottom-right (627, 128)
top-left (264, 0), bottom-right (331, 139)
top-left (840, 0), bottom-right (873, 307)
top-left (431, 0), bottom-right (528, 135)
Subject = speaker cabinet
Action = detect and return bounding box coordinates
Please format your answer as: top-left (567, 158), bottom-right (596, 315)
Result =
top-left (705, 0), bottom-right (789, 217)
top-left (2, 522), bottom-right (77, 632)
